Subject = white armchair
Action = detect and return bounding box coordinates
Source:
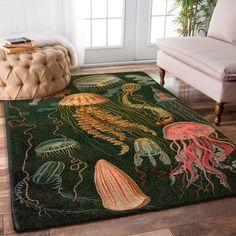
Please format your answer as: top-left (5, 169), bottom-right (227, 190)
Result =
top-left (156, 0), bottom-right (236, 126)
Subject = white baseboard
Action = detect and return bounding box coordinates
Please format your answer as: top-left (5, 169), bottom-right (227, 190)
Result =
top-left (80, 59), bottom-right (156, 68)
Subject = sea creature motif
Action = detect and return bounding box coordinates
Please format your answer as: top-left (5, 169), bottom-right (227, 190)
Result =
top-left (121, 83), bottom-right (174, 125)
top-left (35, 138), bottom-right (79, 158)
top-left (134, 138), bottom-right (171, 185)
top-left (233, 160), bottom-right (236, 168)
top-left (58, 93), bottom-right (157, 155)
top-left (32, 161), bottom-right (65, 184)
top-left (152, 87), bottom-right (203, 122)
top-left (94, 159), bottom-right (150, 211)
top-left (35, 138), bottom-right (87, 200)
top-left (163, 122), bottom-right (235, 191)
top-left (73, 74), bottom-right (123, 91)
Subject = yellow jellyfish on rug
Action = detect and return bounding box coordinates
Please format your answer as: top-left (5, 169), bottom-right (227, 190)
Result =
top-left (94, 159), bottom-right (150, 211)
top-left (120, 83), bottom-right (174, 125)
top-left (58, 93), bottom-right (156, 155)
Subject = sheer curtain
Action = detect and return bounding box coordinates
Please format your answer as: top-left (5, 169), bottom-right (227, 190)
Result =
top-left (62, 0), bottom-right (86, 65)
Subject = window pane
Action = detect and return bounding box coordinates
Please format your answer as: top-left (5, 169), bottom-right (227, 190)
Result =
top-left (108, 19), bottom-right (123, 46)
top-left (85, 20), bottom-right (91, 47)
top-left (84, 0), bottom-right (91, 18)
top-left (152, 0), bottom-right (167, 15)
top-left (92, 0), bottom-right (107, 18)
top-left (150, 16), bottom-right (165, 43)
top-left (108, 0), bottom-right (124, 18)
top-left (166, 16), bottom-right (178, 37)
top-left (92, 19), bottom-right (107, 47)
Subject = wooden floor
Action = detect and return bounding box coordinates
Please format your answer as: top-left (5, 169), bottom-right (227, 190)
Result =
top-left (0, 64), bottom-right (236, 236)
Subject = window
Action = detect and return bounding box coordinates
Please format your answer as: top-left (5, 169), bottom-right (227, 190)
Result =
top-left (84, 0), bottom-right (125, 48)
top-left (150, 0), bottom-right (179, 44)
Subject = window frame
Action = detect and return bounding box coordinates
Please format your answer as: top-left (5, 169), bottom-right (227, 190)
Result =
top-left (84, 0), bottom-right (126, 49)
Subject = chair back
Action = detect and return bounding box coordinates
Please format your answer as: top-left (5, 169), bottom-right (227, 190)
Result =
top-left (208, 0), bottom-right (236, 45)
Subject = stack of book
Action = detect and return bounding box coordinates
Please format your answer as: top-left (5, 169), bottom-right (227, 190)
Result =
top-left (2, 37), bottom-right (35, 55)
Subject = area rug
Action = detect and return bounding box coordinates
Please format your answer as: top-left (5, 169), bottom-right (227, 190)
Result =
top-left (5, 72), bottom-right (236, 232)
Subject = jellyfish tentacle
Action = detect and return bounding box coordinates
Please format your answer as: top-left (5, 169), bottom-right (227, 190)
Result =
top-left (48, 107), bottom-right (66, 139)
top-left (190, 145), bottom-right (213, 189)
top-left (211, 132), bottom-right (235, 145)
top-left (135, 166), bottom-right (146, 186)
top-left (147, 153), bottom-right (157, 167)
top-left (77, 109), bottom-right (129, 155)
top-left (134, 153), bottom-right (146, 185)
top-left (170, 140), bottom-right (188, 185)
top-left (79, 102), bottom-right (156, 136)
top-left (9, 102), bottom-right (42, 214)
top-left (170, 164), bottom-right (185, 185)
top-left (184, 142), bottom-right (200, 186)
top-left (134, 153), bottom-right (143, 167)
top-left (196, 138), bottom-right (230, 189)
top-left (89, 106), bottom-right (157, 136)
top-left (72, 161), bottom-right (88, 201)
top-left (84, 106), bottom-right (156, 137)
top-left (175, 140), bottom-right (187, 164)
top-left (77, 109), bottom-right (126, 141)
top-left (206, 136), bottom-right (234, 156)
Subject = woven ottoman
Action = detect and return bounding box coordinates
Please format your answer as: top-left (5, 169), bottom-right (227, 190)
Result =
top-left (0, 45), bottom-right (71, 100)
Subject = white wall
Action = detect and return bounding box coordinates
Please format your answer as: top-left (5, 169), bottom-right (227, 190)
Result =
top-left (0, 0), bottom-right (64, 34)
top-left (0, 0), bottom-right (86, 64)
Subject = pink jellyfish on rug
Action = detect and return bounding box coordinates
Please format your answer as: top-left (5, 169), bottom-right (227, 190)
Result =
top-left (163, 122), bottom-right (235, 190)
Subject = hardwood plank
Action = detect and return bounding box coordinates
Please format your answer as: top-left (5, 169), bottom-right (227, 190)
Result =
top-left (0, 197), bottom-right (11, 215)
top-left (0, 169), bottom-right (10, 198)
top-left (0, 233), bottom-right (28, 236)
top-left (0, 102), bottom-right (5, 118)
top-left (213, 215), bottom-right (236, 230)
top-left (3, 214), bottom-right (14, 235)
top-left (27, 231), bottom-right (50, 236)
top-left (0, 215), bottom-right (3, 235)
top-left (0, 159), bottom-right (7, 170)
top-left (0, 169), bottom-right (8, 183)
top-left (2, 214), bottom-right (49, 235)
top-left (0, 232), bottom-right (49, 236)
top-left (0, 150), bottom-right (8, 162)
top-left (0, 182), bottom-right (10, 198)
top-left (49, 198), bottom-right (236, 236)
top-left (171, 223), bottom-right (236, 236)
top-left (128, 229), bottom-right (173, 236)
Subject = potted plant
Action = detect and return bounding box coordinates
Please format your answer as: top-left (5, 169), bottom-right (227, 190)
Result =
top-left (174, 0), bottom-right (217, 36)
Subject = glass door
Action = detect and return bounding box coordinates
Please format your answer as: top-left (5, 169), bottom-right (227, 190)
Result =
top-left (82, 0), bottom-right (178, 64)
top-left (83, 0), bottom-right (137, 64)
top-left (135, 0), bottom-right (178, 60)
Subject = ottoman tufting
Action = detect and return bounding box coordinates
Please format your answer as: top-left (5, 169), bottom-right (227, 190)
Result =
top-left (0, 45), bottom-right (71, 100)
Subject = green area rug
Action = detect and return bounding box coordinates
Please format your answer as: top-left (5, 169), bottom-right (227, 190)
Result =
top-left (5, 72), bottom-right (236, 232)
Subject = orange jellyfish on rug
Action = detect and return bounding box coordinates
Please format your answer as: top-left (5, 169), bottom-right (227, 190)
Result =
top-left (94, 159), bottom-right (150, 211)
top-left (58, 93), bottom-right (156, 155)
top-left (163, 122), bottom-right (235, 190)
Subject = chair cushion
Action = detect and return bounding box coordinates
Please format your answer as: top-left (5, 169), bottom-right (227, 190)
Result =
top-left (208, 0), bottom-right (236, 45)
top-left (156, 37), bottom-right (236, 81)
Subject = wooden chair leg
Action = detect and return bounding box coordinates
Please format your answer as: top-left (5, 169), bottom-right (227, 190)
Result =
top-left (214, 102), bottom-right (224, 126)
top-left (159, 68), bottom-right (165, 86)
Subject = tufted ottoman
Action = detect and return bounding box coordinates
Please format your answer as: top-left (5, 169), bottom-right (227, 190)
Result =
top-left (0, 45), bottom-right (71, 100)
